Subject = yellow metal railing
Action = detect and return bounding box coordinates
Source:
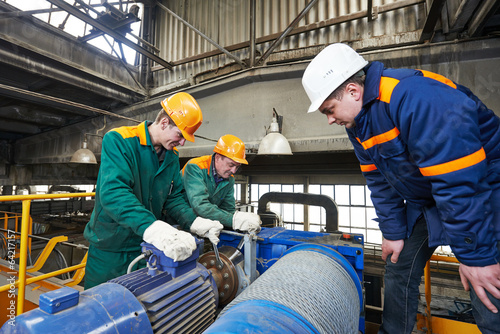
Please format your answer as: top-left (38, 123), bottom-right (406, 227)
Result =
top-left (0, 192), bottom-right (94, 315)
top-left (420, 255), bottom-right (481, 334)
top-left (1, 211), bottom-right (33, 258)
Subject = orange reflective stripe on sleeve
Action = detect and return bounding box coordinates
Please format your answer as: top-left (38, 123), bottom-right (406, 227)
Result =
top-left (360, 164), bottom-right (377, 172)
top-left (419, 148), bottom-right (486, 176)
top-left (418, 70), bottom-right (457, 89)
top-left (357, 128), bottom-right (400, 150)
top-left (378, 77), bottom-right (400, 103)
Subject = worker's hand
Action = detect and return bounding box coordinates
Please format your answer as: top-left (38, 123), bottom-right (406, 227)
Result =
top-left (190, 217), bottom-right (223, 245)
top-left (381, 238), bottom-right (404, 263)
top-left (459, 263), bottom-right (500, 313)
top-left (143, 220), bottom-right (197, 262)
top-left (232, 211), bottom-right (262, 233)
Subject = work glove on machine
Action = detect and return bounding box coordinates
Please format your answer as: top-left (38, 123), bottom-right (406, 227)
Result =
top-left (232, 211), bottom-right (262, 233)
top-left (143, 220), bottom-right (197, 262)
top-left (190, 217), bottom-right (224, 245)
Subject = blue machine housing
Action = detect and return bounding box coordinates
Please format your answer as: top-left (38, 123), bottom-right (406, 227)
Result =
top-left (219, 227), bottom-right (364, 279)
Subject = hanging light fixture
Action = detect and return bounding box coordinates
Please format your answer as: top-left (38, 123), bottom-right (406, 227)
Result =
top-left (257, 108), bottom-right (292, 155)
top-left (70, 134), bottom-right (98, 164)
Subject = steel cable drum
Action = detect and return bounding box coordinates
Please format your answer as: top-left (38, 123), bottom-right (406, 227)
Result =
top-left (203, 243), bottom-right (362, 334)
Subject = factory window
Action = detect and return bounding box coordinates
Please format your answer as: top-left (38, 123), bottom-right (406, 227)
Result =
top-left (7, 1), bottom-right (142, 65)
top-left (234, 183), bottom-right (241, 202)
top-left (247, 184), bottom-right (382, 246)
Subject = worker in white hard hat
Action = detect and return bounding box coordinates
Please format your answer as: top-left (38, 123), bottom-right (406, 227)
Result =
top-left (84, 92), bottom-right (223, 289)
top-left (181, 134), bottom-right (262, 240)
top-left (302, 43), bottom-right (500, 333)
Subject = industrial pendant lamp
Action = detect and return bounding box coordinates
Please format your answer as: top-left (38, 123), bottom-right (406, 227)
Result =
top-left (257, 108), bottom-right (292, 155)
top-left (70, 134), bottom-right (97, 164)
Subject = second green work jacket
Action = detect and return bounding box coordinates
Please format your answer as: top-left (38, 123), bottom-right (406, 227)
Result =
top-left (181, 154), bottom-right (235, 227)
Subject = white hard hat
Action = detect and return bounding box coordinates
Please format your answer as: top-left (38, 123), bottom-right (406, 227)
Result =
top-left (302, 43), bottom-right (368, 113)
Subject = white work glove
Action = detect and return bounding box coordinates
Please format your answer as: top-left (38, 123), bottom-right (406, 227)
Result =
top-left (232, 211), bottom-right (262, 233)
top-left (143, 220), bottom-right (197, 262)
top-left (190, 217), bottom-right (224, 245)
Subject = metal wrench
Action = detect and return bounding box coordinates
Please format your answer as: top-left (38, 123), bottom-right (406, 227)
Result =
top-left (212, 242), bottom-right (224, 269)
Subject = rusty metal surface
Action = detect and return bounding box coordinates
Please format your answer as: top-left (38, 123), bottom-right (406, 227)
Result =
top-left (154, 0), bottom-right (424, 89)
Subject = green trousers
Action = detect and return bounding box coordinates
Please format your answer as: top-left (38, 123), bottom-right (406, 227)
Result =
top-left (84, 245), bottom-right (146, 289)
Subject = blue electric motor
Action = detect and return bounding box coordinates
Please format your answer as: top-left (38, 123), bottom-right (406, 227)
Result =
top-left (0, 241), bottom-right (218, 334)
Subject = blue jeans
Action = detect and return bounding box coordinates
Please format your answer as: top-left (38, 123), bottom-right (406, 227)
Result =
top-left (378, 218), bottom-right (500, 334)
top-left (469, 241), bottom-right (500, 334)
top-left (378, 217), bottom-right (436, 334)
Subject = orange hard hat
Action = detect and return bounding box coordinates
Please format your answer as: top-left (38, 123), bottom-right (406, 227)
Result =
top-left (213, 134), bottom-right (248, 164)
top-left (161, 92), bottom-right (203, 142)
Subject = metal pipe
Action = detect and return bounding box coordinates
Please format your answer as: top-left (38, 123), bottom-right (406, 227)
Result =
top-left (127, 253), bottom-right (146, 274)
top-left (0, 228), bottom-right (89, 250)
top-left (103, 35), bottom-right (147, 91)
top-left (249, 0), bottom-right (256, 67)
top-left (421, 254), bottom-right (459, 333)
top-left (430, 254), bottom-right (459, 263)
top-left (0, 2), bottom-right (137, 19)
top-left (221, 229), bottom-right (264, 241)
top-left (0, 192), bottom-right (95, 202)
top-left (0, 84), bottom-right (141, 123)
top-left (257, 192), bottom-right (339, 232)
top-left (424, 261), bottom-right (432, 334)
top-left (17, 200), bottom-right (31, 315)
top-left (155, 1), bottom-right (246, 69)
top-left (257, 0), bottom-right (320, 65)
top-left (0, 263), bottom-right (87, 294)
top-left (28, 236), bottom-right (68, 273)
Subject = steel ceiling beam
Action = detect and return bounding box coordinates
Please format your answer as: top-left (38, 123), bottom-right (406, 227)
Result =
top-left (449, 0), bottom-right (482, 31)
top-left (0, 2), bottom-right (136, 18)
top-left (0, 106), bottom-right (66, 127)
top-left (46, 0), bottom-right (173, 70)
top-left (0, 83), bottom-right (140, 123)
top-left (468, 0), bottom-right (500, 36)
top-left (420, 0), bottom-right (447, 42)
top-left (0, 119), bottom-right (41, 135)
top-left (0, 47), bottom-right (142, 104)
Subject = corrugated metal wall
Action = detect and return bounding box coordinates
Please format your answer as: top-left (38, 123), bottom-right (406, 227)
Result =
top-left (153, 0), bottom-right (425, 89)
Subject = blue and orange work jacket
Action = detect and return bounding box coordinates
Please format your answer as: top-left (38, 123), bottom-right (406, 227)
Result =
top-left (347, 61), bottom-right (500, 266)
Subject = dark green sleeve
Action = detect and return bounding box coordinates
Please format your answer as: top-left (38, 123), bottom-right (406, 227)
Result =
top-left (183, 163), bottom-right (234, 227)
top-left (163, 158), bottom-right (198, 230)
top-left (219, 179), bottom-right (236, 214)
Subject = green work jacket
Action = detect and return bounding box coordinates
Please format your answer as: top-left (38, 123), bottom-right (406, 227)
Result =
top-left (181, 154), bottom-right (235, 227)
top-left (84, 121), bottom-right (197, 252)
